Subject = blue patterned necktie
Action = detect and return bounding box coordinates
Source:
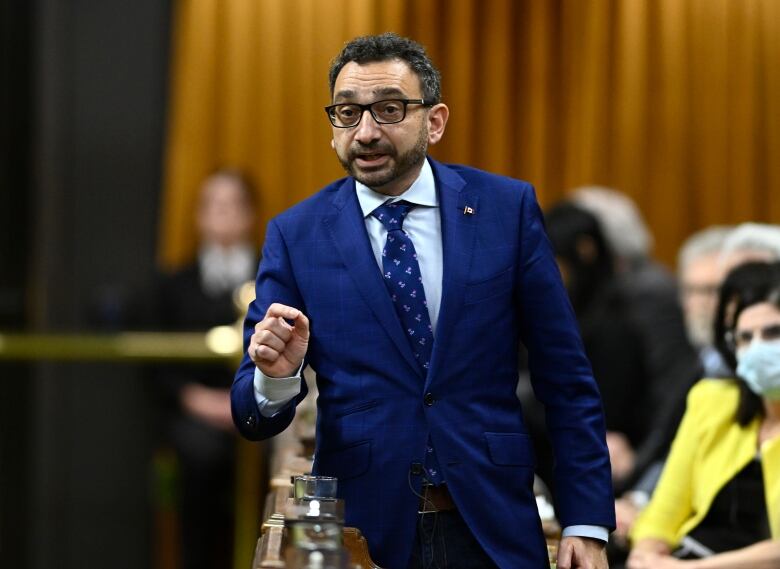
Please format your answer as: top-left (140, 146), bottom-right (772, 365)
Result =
top-left (371, 200), bottom-right (443, 485)
top-left (371, 200), bottom-right (434, 372)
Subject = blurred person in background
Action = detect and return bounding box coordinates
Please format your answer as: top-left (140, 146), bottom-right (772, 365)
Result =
top-left (544, 202), bottom-right (652, 488)
top-left (611, 261), bottom-right (776, 566)
top-left (571, 186), bottom-right (699, 483)
top-left (720, 223), bottom-right (780, 273)
top-left (626, 261), bottom-right (780, 568)
top-left (612, 227), bottom-right (731, 550)
top-left (678, 227), bottom-right (734, 377)
top-left (155, 169), bottom-right (258, 569)
top-left (612, 226), bottom-right (780, 561)
top-left (570, 186), bottom-right (657, 277)
top-left (713, 223), bottom-right (780, 374)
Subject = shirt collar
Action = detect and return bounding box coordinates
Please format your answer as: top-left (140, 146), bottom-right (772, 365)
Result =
top-left (355, 158), bottom-right (438, 218)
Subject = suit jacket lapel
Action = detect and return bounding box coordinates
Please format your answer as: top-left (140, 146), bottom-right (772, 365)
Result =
top-left (324, 178), bottom-right (424, 378)
top-left (427, 161), bottom-right (479, 386)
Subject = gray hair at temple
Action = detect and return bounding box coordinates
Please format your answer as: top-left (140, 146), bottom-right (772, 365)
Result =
top-left (570, 186), bottom-right (653, 261)
top-left (328, 33), bottom-right (442, 104)
top-left (677, 226), bottom-right (733, 274)
top-left (720, 223), bottom-right (780, 272)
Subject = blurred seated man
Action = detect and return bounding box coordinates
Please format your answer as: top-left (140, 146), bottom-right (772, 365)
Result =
top-left (627, 261), bottom-right (780, 567)
top-left (155, 169), bottom-right (258, 569)
top-left (678, 227), bottom-right (734, 377)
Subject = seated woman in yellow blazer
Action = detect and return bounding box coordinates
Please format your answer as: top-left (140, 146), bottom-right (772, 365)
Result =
top-left (628, 266), bottom-right (780, 569)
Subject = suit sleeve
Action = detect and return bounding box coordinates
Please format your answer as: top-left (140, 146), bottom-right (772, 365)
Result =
top-left (231, 218), bottom-right (309, 441)
top-left (515, 185), bottom-right (616, 530)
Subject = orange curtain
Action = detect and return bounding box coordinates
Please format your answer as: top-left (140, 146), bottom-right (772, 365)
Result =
top-left (160, 0), bottom-right (780, 270)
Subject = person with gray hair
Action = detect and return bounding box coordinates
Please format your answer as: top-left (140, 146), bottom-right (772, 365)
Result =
top-left (720, 222), bottom-right (780, 273)
top-left (678, 226), bottom-right (734, 376)
top-left (570, 186), bottom-right (653, 270)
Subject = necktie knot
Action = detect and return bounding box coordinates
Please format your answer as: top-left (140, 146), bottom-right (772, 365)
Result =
top-left (370, 200), bottom-right (414, 232)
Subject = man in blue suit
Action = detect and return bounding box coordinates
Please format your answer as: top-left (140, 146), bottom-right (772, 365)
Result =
top-left (232, 33), bottom-right (614, 569)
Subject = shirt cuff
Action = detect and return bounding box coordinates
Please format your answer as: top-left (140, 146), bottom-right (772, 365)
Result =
top-left (253, 365), bottom-right (302, 418)
top-left (561, 525), bottom-right (609, 543)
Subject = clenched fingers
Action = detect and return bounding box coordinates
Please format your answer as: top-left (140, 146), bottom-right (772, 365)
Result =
top-left (247, 303), bottom-right (310, 377)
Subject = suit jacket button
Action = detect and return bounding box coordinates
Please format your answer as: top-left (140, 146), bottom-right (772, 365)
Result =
top-left (245, 415), bottom-right (257, 427)
top-left (424, 393), bottom-right (435, 406)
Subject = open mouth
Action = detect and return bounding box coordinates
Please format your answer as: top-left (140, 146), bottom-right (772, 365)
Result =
top-left (354, 153), bottom-right (389, 166)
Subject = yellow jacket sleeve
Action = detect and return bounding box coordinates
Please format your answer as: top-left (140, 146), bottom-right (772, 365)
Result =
top-left (630, 380), bottom-right (705, 545)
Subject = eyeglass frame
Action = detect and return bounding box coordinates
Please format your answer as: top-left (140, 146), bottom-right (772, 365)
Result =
top-left (324, 98), bottom-right (434, 128)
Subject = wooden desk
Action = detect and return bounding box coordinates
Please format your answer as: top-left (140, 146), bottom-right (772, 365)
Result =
top-left (252, 525), bottom-right (381, 569)
top-left (253, 526), bottom-right (286, 569)
top-left (255, 491), bottom-right (381, 568)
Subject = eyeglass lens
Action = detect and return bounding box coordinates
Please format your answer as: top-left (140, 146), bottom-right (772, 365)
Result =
top-left (329, 99), bottom-right (407, 127)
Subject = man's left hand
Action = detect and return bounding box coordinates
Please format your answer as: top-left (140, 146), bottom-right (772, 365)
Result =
top-left (557, 536), bottom-right (608, 569)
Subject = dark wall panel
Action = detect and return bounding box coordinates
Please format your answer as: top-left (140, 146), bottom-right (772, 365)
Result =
top-left (28, 1), bottom-right (172, 568)
top-left (1, 1), bottom-right (33, 567)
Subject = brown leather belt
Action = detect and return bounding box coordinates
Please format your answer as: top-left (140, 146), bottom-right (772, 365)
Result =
top-left (418, 484), bottom-right (456, 513)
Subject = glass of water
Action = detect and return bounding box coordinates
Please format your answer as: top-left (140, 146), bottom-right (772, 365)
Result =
top-left (293, 475), bottom-right (338, 501)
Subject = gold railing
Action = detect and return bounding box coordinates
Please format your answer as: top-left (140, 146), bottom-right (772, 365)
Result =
top-left (0, 285), bottom-right (261, 569)
top-left (0, 282), bottom-right (258, 363)
top-left (0, 328), bottom-right (241, 363)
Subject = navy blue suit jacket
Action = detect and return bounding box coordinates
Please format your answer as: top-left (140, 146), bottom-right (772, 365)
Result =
top-left (232, 159), bottom-right (615, 568)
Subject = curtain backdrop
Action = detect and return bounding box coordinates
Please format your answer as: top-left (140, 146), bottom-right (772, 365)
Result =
top-left (160, 0), bottom-right (780, 270)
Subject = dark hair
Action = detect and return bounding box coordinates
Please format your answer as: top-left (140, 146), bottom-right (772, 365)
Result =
top-left (715, 261), bottom-right (780, 425)
top-left (328, 33), bottom-right (442, 104)
top-left (714, 262), bottom-right (780, 371)
top-left (544, 202), bottom-right (614, 313)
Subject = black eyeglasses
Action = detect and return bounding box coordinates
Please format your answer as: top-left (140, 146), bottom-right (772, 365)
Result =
top-left (324, 98), bottom-right (433, 128)
top-left (726, 323), bottom-right (780, 350)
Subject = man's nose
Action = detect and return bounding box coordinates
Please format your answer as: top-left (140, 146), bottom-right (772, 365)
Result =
top-left (353, 109), bottom-right (382, 143)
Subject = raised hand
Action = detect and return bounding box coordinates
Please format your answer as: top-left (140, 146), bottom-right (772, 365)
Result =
top-left (248, 303), bottom-right (310, 378)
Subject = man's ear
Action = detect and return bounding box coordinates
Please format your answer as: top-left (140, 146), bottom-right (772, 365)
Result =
top-left (330, 138), bottom-right (336, 149)
top-left (426, 103), bottom-right (449, 146)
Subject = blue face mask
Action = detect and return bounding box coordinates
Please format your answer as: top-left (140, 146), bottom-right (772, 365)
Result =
top-left (736, 341), bottom-right (780, 400)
